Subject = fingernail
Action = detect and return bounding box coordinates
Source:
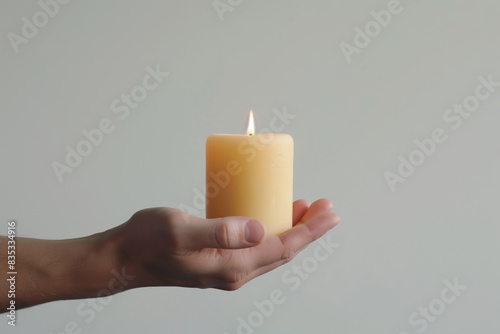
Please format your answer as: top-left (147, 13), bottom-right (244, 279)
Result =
top-left (245, 220), bottom-right (265, 243)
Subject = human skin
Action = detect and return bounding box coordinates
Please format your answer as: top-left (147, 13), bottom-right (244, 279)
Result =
top-left (0, 199), bottom-right (340, 311)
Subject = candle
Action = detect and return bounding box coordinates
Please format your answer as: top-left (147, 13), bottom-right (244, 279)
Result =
top-left (206, 111), bottom-right (294, 236)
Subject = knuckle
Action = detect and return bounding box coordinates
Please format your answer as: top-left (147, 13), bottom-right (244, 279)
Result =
top-left (224, 282), bottom-right (244, 291)
top-left (220, 271), bottom-right (246, 285)
top-left (214, 219), bottom-right (239, 248)
top-left (214, 223), bottom-right (231, 248)
top-left (282, 248), bottom-right (297, 263)
top-left (164, 208), bottom-right (188, 224)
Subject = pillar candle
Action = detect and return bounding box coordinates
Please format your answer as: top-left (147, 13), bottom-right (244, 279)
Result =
top-left (206, 111), bottom-right (293, 236)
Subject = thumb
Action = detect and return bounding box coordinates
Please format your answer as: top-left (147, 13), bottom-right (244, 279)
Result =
top-left (185, 217), bottom-right (266, 250)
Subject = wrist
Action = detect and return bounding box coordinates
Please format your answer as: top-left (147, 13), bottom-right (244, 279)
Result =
top-left (69, 226), bottom-right (132, 299)
top-left (42, 226), bottom-right (128, 303)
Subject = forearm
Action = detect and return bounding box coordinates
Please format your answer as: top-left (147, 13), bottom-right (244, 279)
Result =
top-left (0, 227), bottom-right (124, 311)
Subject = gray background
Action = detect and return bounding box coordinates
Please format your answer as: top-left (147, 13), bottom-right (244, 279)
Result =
top-left (1, 0), bottom-right (499, 333)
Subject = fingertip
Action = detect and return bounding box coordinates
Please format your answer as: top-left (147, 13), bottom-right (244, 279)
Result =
top-left (245, 219), bottom-right (266, 244)
top-left (309, 212), bottom-right (340, 231)
top-left (329, 213), bottom-right (341, 227)
top-left (298, 198), bottom-right (334, 223)
top-left (309, 198), bottom-right (333, 212)
top-left (318, 198), bottom-right (334, 211)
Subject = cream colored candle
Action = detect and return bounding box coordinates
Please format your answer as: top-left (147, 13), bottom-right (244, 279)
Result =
top-left (206, 111), bottom-right (293, 236)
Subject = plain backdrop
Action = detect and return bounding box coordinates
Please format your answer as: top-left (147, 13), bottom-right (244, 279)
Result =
top-left (1, 1), bottom-right (499, 333)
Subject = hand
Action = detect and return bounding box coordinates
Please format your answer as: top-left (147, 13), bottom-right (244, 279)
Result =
top-left (115, 199), bottom-right (340, 291)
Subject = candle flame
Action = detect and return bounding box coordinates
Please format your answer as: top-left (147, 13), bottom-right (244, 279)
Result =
top-left (247, 110), bottom-right (255, 136)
